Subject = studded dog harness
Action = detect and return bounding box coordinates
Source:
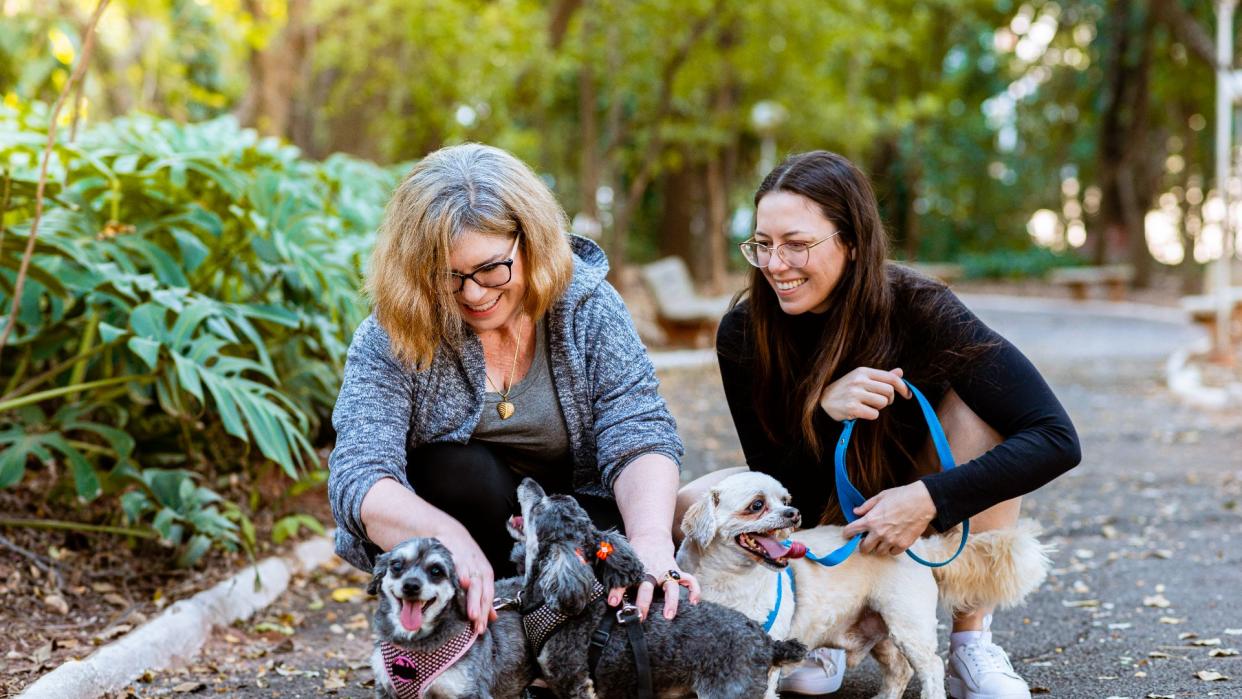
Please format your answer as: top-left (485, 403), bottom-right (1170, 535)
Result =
top-left (516, 579), bottom-right (606, 655)
top-left (378, 626), bottom-right (477, 699)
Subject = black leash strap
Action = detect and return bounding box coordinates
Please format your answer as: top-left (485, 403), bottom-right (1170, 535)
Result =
top-left (588, 601), bottom-right (653, 699)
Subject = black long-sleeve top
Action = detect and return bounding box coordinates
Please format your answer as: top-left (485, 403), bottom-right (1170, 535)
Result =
top-left (716, 265), bottom-right (1082, 532)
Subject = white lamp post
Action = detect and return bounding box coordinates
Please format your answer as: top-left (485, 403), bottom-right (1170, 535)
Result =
top-left (1215, 0), bottom-right (1238, 361)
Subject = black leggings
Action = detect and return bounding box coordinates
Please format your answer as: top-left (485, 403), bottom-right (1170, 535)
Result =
top-left (405, 442), bottom-right (624, 578)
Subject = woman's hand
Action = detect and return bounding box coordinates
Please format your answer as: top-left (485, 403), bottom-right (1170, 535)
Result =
top-left (436, 525), bottom-right (496, 634)
top-left (615, 533), bottom-right (700, 621)
top-left (819, 367), bottom-right (912, 422)
top-left (841, 481), bottom-right (937, 556)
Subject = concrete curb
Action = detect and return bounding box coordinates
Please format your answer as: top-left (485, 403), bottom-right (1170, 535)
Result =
top-left (649, 348), bottom-right (715, 371)
top-left (18, 536), bottom-right (337, 699)
top-left (1165, 337), bottom-right (1242, 409)
top-left (956, 293), bottom-right (1190, 325)
top-left (646, 294), bottom-right (1192, 374)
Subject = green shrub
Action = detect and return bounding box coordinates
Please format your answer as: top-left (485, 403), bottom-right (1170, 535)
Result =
top-left (0, 102), bottom-right (401, 563)
top-left (958, 247), bottom-right (1082, 280)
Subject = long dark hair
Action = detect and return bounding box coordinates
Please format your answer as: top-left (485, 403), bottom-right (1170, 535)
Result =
top-left (746, 151), bottom-right (904, 518)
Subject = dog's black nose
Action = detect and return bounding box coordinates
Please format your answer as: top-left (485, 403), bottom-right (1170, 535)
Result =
top-left (401, 580), bottom-right (422, 598)
top-left (782, 507), bottom-right (801, 525)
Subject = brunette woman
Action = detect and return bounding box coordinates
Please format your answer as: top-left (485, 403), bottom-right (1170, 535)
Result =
top-left (677, 151), bottom-right (1080, 699)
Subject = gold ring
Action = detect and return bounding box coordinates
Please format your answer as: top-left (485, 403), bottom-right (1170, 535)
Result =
top-left (662, 569), bottom-right (681, 585)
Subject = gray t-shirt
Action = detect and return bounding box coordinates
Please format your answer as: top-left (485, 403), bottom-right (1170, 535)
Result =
top-left (473, 320), bottom-right (573, 483)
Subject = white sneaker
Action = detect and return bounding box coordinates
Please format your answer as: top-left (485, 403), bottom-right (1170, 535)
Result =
top-left (947, 633), bottom-right (1031, 699)
top-left (778, 646), bottom-right (846, 695)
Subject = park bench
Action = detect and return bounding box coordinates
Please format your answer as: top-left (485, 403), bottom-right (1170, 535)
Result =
top-left (902, 261), bottom-right (965, 284)
top-left (1181, 287), bottom-right (1242, 353)
top-left (1047, 264), bottom-right (1135, 301)
top-left (639, 256), bottom-right (733, 347)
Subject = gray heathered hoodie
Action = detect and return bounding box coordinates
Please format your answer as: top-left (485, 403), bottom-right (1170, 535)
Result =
top-left (328, 235), bottom-right (683, 570)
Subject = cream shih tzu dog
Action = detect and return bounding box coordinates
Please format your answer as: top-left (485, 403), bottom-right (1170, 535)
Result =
top-left (676, 471), bottom-right (1051, 699)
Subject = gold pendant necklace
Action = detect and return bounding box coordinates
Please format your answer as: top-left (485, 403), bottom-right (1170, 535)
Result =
top-left (486, 321), bottom-right (524, 420)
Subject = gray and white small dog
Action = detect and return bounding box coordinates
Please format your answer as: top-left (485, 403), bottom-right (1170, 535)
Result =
top-left (514, 478), bottom-right (806, 699)
top-left (368, 538), bottom-right (534, 699)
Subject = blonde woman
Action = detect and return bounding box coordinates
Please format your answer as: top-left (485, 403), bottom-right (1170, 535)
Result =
top-left (328, 144), bottom-right (698, 638)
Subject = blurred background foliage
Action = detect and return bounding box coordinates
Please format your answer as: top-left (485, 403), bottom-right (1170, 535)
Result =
top-left (0, 0), bottom-right (1229, 562)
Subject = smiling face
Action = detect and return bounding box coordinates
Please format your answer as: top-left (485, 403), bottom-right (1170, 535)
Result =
top-left (375, 539), bottom-right (460, 641)
top-left (753, 191), bottom-right (850, 315)
top-left (681, 472), bottom-right (805, 569)
top-left (448, 229), bottom-right (526, 333)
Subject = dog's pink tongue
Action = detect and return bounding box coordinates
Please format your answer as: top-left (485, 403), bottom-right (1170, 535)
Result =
top-left (756, 535), bottom-right (793, 559)
top-left (399, 600), bottom-right (423, 632)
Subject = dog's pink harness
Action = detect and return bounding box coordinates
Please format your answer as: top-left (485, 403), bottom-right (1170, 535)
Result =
top-left (379, 627), bottom-right (477, 699)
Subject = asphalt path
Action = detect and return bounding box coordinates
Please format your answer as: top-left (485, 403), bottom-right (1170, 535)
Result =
top-left (124, 300), bottom-right (1242, 698)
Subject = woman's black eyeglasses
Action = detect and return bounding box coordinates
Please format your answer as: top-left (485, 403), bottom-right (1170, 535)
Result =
top-left (448, 235), bottom-right (520, 293)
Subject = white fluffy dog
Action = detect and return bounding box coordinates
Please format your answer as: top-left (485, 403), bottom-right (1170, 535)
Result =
top-left (676, 471), bottom-right (1051, 699)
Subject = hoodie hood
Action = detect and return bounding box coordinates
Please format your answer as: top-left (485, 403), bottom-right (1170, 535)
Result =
top-left (564, 234), bottom-right (610, 303)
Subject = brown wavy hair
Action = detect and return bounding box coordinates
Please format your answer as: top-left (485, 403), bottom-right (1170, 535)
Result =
top-left (366, 144), bottom-right (573, 369)
top-left (744, 151), bottom-right (909, 517)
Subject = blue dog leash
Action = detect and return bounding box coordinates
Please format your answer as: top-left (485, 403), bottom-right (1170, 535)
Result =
top-left (761, 567), bottom-right (796, 633)
top-left (798, 379), bottom-right (969, 569)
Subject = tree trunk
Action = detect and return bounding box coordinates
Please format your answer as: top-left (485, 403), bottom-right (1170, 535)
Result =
top-left (578, 17), bottom-right (600, 227)
top-left (658, 163), bottom-right (697, 262)
top-left (1093, 0), bottom-right (1160, 285)
top-left (236, 0), bottom-right (312, 139)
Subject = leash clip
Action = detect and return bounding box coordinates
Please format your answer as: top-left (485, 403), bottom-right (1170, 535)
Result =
top-left (493, 592), bottom-right (522, 611)
top-left (616, 601), bottom-right (642, 625)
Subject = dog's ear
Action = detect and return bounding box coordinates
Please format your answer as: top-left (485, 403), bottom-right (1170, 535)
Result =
top-left (680, 491), bottom-right (719, 549)
top-left (509, 539), bottom-right (527, 576)
top-left (537, 542), bottom-right (595, 615)
top-left (593, 530), bottom-right (645, 591)
top-left (367, 551), bottom-right (390, 597)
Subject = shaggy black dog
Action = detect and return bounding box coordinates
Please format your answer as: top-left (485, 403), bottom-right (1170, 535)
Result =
top-left (514, 478), bottom-right (805, 699)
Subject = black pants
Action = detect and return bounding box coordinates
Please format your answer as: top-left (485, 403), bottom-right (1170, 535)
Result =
top-left (406, 442), bottom-right (624, 578)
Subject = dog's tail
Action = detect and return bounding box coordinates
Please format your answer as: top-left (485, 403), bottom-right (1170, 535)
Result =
top-left (770, 638), bottom-right (807, 667)
top-left (912, 518), bottom-right (1053, 614)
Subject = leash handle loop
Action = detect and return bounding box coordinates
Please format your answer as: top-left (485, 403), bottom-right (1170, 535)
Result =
top-left (821, 379), bottom-right (969, 568)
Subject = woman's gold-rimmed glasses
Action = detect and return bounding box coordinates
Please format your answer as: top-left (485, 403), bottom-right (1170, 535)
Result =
top-left (738, 230), bottom-right (841, 268)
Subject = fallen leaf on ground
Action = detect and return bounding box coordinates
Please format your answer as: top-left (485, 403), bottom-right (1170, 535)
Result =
top-left (93, 624), bottom-right (132, 642)
top-left (30, 643), bottom-right (52, 664)
top-left (172, 681), bottom-right (206, 693)
top-left (1148, 651), bottom-right (1171, 659)
top-left (1226, 628), bottom-right (1242, 635)
top-left (324, 670), bottom-right (348, 690)
top-left (331, 587), bottom-right (364, 603)
top-left (1196, 670), bottom-right (1229, 681)
top-left (1147, 694), bottom-right (1175, 698)
top-left (1179, 632), bottom-right (1199, 640)
top-left (42, 594), bottom-right (69, 615)
top-left (1192, 638), bottom-right (1222, 647)
top-left (1209, 648), bottom-right (1240, 657)
top-left (1062, 599), bottom-right (1100, 608)
top-left (1158, 617), bottom-right (1182, 624)
top-left (103, 593), bottom-right (128, 607)
top-left (1143, 594), bottom-right (1171, 608)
